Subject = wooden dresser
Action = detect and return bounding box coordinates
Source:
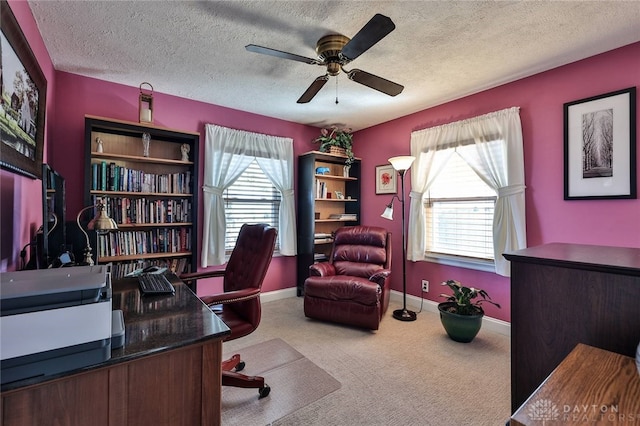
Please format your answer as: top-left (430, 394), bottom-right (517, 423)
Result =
top-left (504, 243), bottom-right (640, 412)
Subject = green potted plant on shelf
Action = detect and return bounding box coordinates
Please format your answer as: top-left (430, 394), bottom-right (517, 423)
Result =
top-left (438, 279), bottom-right (501, 343)
top-left (313, 126), bottom-right (355, 166)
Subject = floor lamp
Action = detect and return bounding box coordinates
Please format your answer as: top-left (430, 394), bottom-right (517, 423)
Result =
top-left (381, 155), bottom-right (416, 322)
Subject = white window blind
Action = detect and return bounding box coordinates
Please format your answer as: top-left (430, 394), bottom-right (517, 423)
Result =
top-left (224, 160), bottom-right (280, 252)
top-left (425, 149), bottom-right (495, 260)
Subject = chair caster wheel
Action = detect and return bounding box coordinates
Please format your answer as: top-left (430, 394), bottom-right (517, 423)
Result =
top-left (235, 361), bottom-right (245, 372)
top-left (258, 384), bottom-right (271, 398)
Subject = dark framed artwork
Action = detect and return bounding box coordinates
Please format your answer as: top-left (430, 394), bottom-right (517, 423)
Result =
top-left (375, 164), bottom-right (397, 194)
top-left (564, 87), bottom-right (636, 200)
top-left (0, 1), bottom-right (46, 179)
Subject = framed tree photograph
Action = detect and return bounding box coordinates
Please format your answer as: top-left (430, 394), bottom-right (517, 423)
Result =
top-left (564, 87), bottom-right (636, 200)
top-left (0, 1), bottom-right (47, 179)
top-left (375, 164), bottom-right (397, 194)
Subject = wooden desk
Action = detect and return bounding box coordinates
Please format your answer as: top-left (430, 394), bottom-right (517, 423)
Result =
top-left (1, 276), bottom-right (231, 426)
top-left (511, 344), bottom-right (640, 425)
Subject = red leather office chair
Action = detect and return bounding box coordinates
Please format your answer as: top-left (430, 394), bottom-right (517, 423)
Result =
top-left (180, 223), bottom-right (277, 398)
top-left (304, 226), bottom-right (392, 330)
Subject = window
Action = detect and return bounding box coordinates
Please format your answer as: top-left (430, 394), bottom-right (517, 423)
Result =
top-left (409, 107), bottom-right (524, 276)
top-left (424, 146), bottom-right (496, 263)
top-left (224, 160), bottom-right (280, 253)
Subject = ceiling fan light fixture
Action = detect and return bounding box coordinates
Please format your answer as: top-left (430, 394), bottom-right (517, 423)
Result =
top-left (327, 62), bottom-right (341, 76)
top-left (316, 34), bottom-right (350, 62)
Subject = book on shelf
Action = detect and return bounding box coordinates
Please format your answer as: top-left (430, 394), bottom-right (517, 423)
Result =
top-left (90, 163), bottom-right (192, 194)
top-left (314, 232), bottom-right (334, 244)
top-left (314, 253), bottom-right (328, 262)
top-left (328, 213), bottom-right (357, 220)
top-left (96, 227), bottom-right (192, 257)
top-left (92, 195), bottom-right (192, 225)
top-left (314, 238), bottom-right (334, 244)
top-left (315, 180), bottom-right (328, 199)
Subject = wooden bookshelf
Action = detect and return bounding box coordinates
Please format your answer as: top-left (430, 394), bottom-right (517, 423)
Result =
top-left (84, 116), bottom-right (199, 279)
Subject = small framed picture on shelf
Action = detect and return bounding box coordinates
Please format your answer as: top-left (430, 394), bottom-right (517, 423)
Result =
top-left (375, 165), bottom-right (397, 194)
top-left (334, 191), bottom-right (344, 199)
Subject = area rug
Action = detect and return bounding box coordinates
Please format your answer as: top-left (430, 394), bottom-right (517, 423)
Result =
top-left (221, 338), bottom-right (341, 426)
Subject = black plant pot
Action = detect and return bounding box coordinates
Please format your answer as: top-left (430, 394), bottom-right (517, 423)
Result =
top-left (438, 302), bottom-right (484, 343)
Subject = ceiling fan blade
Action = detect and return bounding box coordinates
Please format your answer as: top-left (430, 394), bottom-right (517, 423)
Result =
top-left (346, 69), bottom-right (404, 96)
top-left (297, 75), bottom-right (330, 103)
top-left (245, 44), bottom-right (318, 64)
top-left (340, 14), bottom-right (396, 61)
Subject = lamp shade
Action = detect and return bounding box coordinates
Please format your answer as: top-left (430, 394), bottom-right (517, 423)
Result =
top-left (88, 206), bottom-right (118, 234)
top-left (381, 204), bottom-right (394, 220)
top-left (77, 204), bottom-right (118, 232)
top-left (388, 156), bottom-right (415, 172)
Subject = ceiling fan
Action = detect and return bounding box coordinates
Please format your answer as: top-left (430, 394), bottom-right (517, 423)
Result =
top-left (245, 14), bottom-right (404, 103)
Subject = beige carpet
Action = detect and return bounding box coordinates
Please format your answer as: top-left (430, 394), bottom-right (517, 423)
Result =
top-left (221, 338), bottom-right (341, 426)
top-left (222, 296), bottom-right (511, 425)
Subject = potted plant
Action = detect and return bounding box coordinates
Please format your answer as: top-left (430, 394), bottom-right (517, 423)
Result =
top-left (438, 279), bottom-right (501, 343)
top-left (313, 126), bottom-right (355, 166)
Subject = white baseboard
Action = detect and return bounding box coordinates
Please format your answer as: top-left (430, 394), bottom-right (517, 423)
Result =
top-left (389, 290), bottom-right (511, 337)
top-left (260, 287), bottom-right (511, 337)
top-left (260, 287), bottom-right (297, 303)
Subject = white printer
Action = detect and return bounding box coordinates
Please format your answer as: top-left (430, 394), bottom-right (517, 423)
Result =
top-left (1, 265), bottom-right (113, 385)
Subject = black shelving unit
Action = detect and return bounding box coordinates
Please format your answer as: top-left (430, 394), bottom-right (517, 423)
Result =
top-left (296, 151), bottom-right (361, 295)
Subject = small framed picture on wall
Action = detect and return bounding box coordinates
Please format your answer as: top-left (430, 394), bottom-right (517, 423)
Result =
top-left (375, 165), bottom-right (397, 194)
top-left (563, 87), bottom-right (636, 200)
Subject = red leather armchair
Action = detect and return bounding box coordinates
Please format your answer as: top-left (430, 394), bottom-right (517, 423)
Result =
top-left (303, 226), bottom-right (392, 330)
top-left (180, 223), bottom-right (277, 398)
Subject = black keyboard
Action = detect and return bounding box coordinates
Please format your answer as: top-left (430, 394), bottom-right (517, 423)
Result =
top-left (138, 273), bottom-right (175, 295)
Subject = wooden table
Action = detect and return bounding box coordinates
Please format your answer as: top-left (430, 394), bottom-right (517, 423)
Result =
top-left (510, 343), bottom-right (640, 425)
top-left (1, 276), bottom-right (231, 426)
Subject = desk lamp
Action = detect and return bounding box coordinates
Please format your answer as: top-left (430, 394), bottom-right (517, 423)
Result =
top-left (76, 203), bottom-right (118, 265)
top-left (381, 155), bottom-right (416, 322)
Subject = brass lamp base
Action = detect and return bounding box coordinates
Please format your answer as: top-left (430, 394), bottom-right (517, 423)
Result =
top-left (82, 246), bottom-right (94, 266)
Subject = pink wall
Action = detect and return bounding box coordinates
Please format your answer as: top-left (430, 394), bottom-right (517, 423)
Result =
top-left (51, 72), bottom-right (320, 295)
top-left (0, 1), bottom-right (56, 271)
top-left (2, 2), bottom-right (637, 323)
top-left (357, 42), bottom-right (640, 322)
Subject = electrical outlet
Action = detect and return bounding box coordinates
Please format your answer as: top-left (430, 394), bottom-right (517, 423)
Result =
top-left (421, 280), bottom-right (429, 292)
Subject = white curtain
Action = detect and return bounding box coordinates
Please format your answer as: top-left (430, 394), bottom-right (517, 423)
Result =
top-left (408, 106), bottom-right (526, 276)
top-left (201, 124), bottom-right (296, 267)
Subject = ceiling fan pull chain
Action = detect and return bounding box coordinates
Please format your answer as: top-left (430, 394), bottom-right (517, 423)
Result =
top-left (335, 75), bottom-right (339, 104)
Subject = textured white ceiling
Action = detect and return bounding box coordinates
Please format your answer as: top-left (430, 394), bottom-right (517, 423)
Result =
top-left (28, 1), bottom-right (640, 131)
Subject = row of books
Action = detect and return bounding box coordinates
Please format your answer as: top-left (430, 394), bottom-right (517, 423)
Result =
top-left (96, 227), bottom-right (192, 258)
top-left (91, 161), bottom-right (192, 194)
top-left (108, 258), bottom-right (191, 280)
top-left (315, 180), bottom-right (329, 199)
top-left (92, 195), bottom-right (192, 225)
